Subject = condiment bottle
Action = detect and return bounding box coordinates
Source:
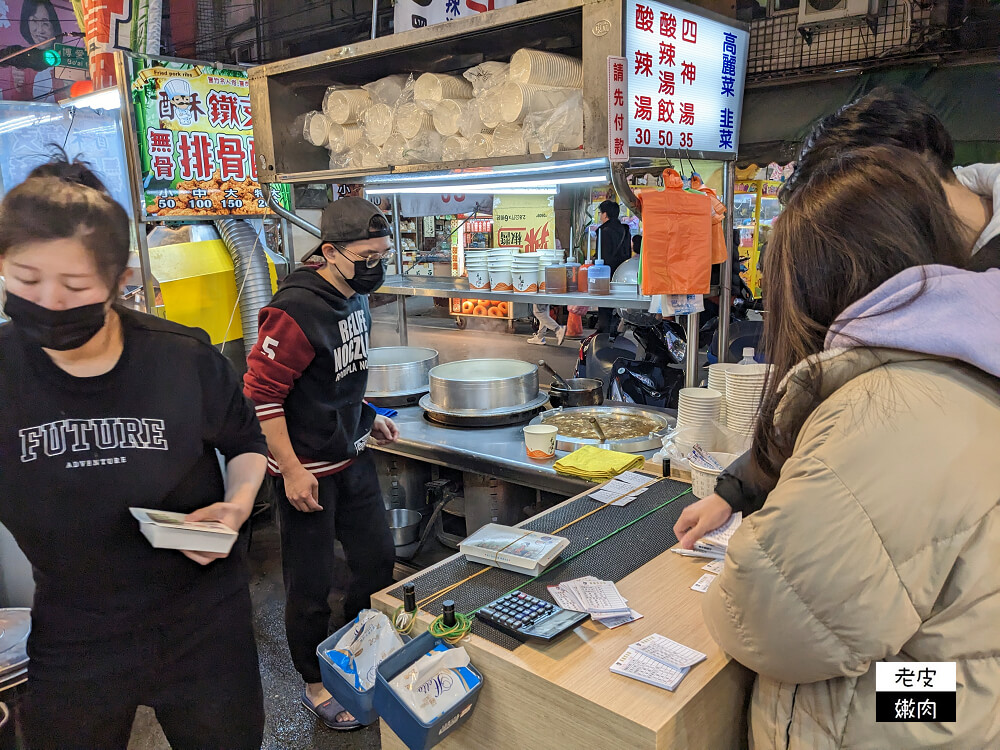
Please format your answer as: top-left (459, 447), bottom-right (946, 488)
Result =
top-left (588, 258), bottom-right (611, 295)
top-left (565, 261), bottom-right (580, 292)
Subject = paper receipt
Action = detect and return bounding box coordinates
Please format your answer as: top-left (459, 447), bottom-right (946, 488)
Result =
top-left (702, 560), bottom-right (725, 575)
top-left (690, 573), bottom-right (716, 593)
top-left (631, 634), bottom-right (706, 669)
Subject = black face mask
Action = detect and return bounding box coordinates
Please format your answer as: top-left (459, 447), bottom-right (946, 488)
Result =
top-left (4, 292), bottom-right (108, 351)
top-left (344, 259), bottom-right (386, 295)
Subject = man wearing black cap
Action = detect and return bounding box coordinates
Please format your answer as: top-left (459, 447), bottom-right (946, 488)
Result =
top-left (244, 197), bottom-right (398, 731)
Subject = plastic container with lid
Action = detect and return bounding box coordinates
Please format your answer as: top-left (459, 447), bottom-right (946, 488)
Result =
top-left (565, 262), bottom-right (580, 292)
top-left (587, 259), bottom-right (611, 295)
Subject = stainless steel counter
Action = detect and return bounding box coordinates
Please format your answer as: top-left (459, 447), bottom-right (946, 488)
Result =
top-left (370, 404), bottom-right (665, 497)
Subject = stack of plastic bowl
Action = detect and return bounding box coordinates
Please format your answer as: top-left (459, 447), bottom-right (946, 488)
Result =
top-left (327, 123), bottom-right (364, 154)
top-left (441, 135), bottom-right (469, 162)
top-left (465, 249), bottom-right (489, 291)
top-left (433, 100), bottom-right (465, 136)
top-left (488, 248), bottom-right (513, 292)
top-left (363, 103), bottom-right (395, 147)
top-left (725, 364), bottom-right (772, 438)
top-left (468, 132), bottom-right (495, 158)
top-left (512, 253), bottom-right (541, 293)
top-left (498, 82), bottom-right (576, 124)
top-left (706, 363), bottom-right (740, 424)
top-left (323, 88), bottom-right (371, 125)
top-left (508, 49), bottom-right (584, 88)
top-left (396, 102), bottom-right (434, 140)
top-left (676, 387), bottom-right (723, 453)
top-left (414, 72), bottom-right (474, 103)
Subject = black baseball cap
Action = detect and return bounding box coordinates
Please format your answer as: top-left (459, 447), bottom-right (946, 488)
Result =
top-left (302, 197), bottom-right (392, 261)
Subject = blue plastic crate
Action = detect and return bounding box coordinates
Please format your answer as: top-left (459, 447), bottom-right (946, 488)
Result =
top-left (317, 618), bottom-right (410, 726)
top-left (373, 631), bottom-right (483, 750)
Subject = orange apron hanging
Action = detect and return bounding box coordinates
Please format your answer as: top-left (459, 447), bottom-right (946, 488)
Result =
top-left (690, 175), bottom-right (729, 266)
top-left (638, 169), bottom-right (713, 295)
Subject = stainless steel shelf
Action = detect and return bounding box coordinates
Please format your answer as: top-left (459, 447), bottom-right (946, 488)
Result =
top-left (377, 275), bottom-right (719, 308)
top-left (377, 275), bottom-right (656, 309)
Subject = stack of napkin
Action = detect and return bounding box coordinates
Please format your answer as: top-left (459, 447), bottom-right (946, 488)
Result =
top-left (553, 445), bottom-right (644, 481)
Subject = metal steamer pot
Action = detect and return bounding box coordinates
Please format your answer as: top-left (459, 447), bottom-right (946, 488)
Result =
top-left (547, 378), bottom-right (605, 408)
top-left (427, 359), bottom-right (540, 412)
top-left (366, 347), bottom-right (439, 405)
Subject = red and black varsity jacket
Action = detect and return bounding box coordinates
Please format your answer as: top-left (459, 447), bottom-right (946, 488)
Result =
top-left (243, 267), bottom-right (375, 476)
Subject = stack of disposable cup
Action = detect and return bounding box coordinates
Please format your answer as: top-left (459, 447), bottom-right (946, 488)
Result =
top-left (498, 83), bottom-right (576, 124)
top-left (356, 140), bottom-right (385, 169)
top-left (707, 363), bottom-right (740, 424)
top-left (323, 88), bottom-right (371, 124)
top-left (492, 123), bottom-right (527, 157)
top-left (363, 74), bottom-right (410, 106)
top-left (725, 364), bottom-right (771, 438)
top-left (509, 49), bottom-right (584, 88)
top-left (676, 387), bottom-right (723, 452)
top-left (433, 99), bottom-right (466, 136)
top-left (327, 123), bottom-right (364, 154)
top-left (396, 102), bottom-right (434, 140)
top-left (406, 131), bottom-right (443, 163)
top-left (512, 252), bottom-right (541, 293)
top-left (414, 72), bottom-right (474, 104)
top-left (459, 99), bottom-right (488, 137)
top-left (363, 103), bottom-right (395, 147)
top-left (441, 135), bottom-right (469, 162)
top-left (465, 249), bottom-right (490, 291)
top-left (383, 133), bottom-right (409, 165)
top-left (488, 248), bottom-right (513, 292)
top-left (477, 87), bottom-right (503, 130)
top-left (468, 132), bottom-right (495, 159)
top-left (302, 111), bottom-right (331, 147)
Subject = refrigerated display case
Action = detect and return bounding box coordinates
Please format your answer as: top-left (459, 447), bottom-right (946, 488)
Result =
top-left (734, 179), bottom-right (781, 299)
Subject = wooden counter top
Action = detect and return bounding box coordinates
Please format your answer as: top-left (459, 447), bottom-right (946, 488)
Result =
top-left (371, 482), bottom-right (753, 750)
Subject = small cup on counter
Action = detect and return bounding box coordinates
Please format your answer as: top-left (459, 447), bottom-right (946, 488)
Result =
top-left (523, 424), bottom-right (558, 459)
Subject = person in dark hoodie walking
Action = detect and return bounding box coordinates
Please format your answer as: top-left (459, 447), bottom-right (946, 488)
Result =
top-left (595, 199), bottom-right (631, 337)
top-left (673, 86), bottom-right (999, 548)
top-left (244, 197), bottom-right (398, 731)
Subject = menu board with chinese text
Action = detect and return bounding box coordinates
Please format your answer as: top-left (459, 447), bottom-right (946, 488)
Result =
top-left (625, 0), bottom-right (748, 158)
top-left (128, 57), bottom-right (289, 218)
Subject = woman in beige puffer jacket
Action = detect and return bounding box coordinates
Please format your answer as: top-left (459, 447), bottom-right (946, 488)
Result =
top-left (702, 147), bottom-right (1000, 749)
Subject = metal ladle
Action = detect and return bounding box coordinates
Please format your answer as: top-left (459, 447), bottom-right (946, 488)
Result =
top-left (589, 416), bottom-right (608, 444)
top-left (538, 359), bottom-right (569, 389)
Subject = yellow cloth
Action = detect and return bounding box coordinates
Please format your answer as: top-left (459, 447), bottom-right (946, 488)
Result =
top-left (553, 445), bottom-right (645, 481)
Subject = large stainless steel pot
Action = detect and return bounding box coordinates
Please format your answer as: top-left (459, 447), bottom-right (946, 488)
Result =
top-left (366, 346), bottom-right (439, 397)
top-left (427, 359), bottom-right (539, 411)
top-left (547, 378), bottom-right (604, 408)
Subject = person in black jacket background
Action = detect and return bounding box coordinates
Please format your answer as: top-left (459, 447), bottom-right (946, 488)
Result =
top-left (673, 87), bottom-right (1000, 549)
top-left (595, 199), bottom-right (631, 337)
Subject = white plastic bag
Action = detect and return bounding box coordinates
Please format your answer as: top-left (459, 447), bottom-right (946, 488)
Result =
top-left (462, 61), bottom-right (509, 96)
top-left (521, 91), bottom-right (583, 159)
top-left (649, 294), bottom-right (704, 317)
top-left (389, 645), bottom-right (478, 724)
top-left (326, 609), bottom-right (404, 691)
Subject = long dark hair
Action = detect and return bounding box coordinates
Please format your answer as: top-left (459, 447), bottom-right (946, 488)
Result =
top-left (750, 146), bottom-right (969, 483)
top-left (20, 1), bottom-right (62, 46)
top-left (0, 156), bottom-right (130, 289)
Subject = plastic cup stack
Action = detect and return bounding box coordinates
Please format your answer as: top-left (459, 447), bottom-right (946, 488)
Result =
top-left (676, 387), bottom-right (723, 452)
top-left (363, 103), bottom-right (395, 146)
top-left (508, 49), bottom-right (584, 88)
top-left (327, 123), bottom-right (364, 154)
top-left (467, 132), bottom-right (495, 159)
top-left (724, 364), bottom-right (772, 438)
top-left (323, 88), bottom-right (371, 125)
top-left (491, 123), bottom-right (527, 157)
top-left (498, 82), bottom-right (576, 124)
top-left (512, 253), bottom-right (541, 293)
top-left (414, 72), bottom-right (474, 103)
top-left (383, 133), bottom-right (409, 165)
top-left (433, 99), bottom-right (466, 136)
top-left (441, 135), bottom-right (469, 162)
top-left (396, 102), bottom-right (434, 140)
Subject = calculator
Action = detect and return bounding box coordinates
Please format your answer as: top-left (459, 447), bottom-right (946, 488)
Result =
top-left (476, 591), bottom-right (590, 642)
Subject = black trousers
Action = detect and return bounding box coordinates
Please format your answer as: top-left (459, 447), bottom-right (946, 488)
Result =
top-left (597, 307), bottom-right (620, 335)
top-left (23, 588), bottom-right (264, 750)
top-left (274, 450), bottom-right (396, 684)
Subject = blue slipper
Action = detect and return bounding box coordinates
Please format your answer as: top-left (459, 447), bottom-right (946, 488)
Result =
top-left (301, 690), bottom-right (362, 731)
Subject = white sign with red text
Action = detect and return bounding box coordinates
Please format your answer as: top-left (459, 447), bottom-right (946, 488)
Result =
top-left (608, 56), bottom-right (630, 163)
top-left (625, 0), bottom-right (748, 157)
top-left (394, 0), bottom-right (516, 33)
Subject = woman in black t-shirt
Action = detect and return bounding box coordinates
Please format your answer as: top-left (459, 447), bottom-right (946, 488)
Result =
top-left (0, 159), bottom-right (268, 748)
